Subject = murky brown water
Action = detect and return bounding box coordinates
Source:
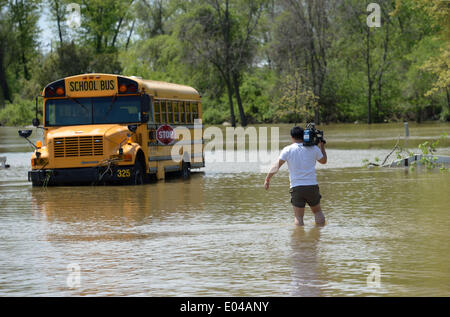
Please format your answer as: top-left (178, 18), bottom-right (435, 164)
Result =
top-left (0, 124), bottom-right (449, 296)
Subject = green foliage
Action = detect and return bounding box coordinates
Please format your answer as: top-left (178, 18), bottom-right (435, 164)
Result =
top-left (78, 0), bottom-right (135, 53)
top-left (0, 0), bottom-right (41, 104)
top-left (325, 60), bottom-right (367, 122)
top-left (0, 95), bottom-right (39, 126)
top-left (202, 103), bottom-right (230, 125)
top-left (239, 69), bottom-right (275, 122)
top-left (414, 133), bottom-right (449, 170)
top-left (412, 0), bottom-right (450, 98)
top-left (120, 35), bottom-right (186, 83)
top-left (0, 0), bottom-right (449, 126)
top-left (274, 65), bottom-right (318, 124)
top-left (363, 132), bottom-right (449, 170)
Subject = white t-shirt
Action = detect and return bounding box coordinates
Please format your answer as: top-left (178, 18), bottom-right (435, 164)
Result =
top-left (279, 143), bottom-right (323, 188)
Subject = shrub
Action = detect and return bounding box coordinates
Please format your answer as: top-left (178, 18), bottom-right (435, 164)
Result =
top-left (0, 96), bottom-right (37, 126)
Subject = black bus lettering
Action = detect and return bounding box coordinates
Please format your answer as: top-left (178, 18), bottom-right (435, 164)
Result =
top-left (68, 79), bottom-right (116, 92)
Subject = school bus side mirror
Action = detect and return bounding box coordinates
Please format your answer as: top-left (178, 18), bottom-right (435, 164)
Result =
top-left (32, 118), bottom-right (40, 127)
top-left (19, 129), bottom-right (33, 138)
top-left (141, 113), bottom-right (149, 123)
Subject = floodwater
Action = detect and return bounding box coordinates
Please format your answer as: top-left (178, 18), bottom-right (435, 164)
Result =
top-left (0, 123), bottom-right (449, 296)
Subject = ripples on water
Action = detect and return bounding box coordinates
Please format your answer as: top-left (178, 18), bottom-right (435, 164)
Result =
top-left (0, 126), bottom-right (449, 296)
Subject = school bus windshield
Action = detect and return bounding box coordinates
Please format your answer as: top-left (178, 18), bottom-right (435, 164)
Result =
top-left (45, 95), bottom-right (141, 126)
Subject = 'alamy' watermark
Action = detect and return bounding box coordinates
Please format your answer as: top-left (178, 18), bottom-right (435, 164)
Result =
top-left (366, 263), bottom-right (381, 288)
top-left (67, 263), bottom-right (81, 289)
top-left (367, 3), bottom-right (381, 28)
top-left (66, 3), bottom-right (81, 29)
top-left (170, 120), bottom-right (280, 172)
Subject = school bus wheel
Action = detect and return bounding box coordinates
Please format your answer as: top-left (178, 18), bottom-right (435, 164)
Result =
top-left (129, 152), bottom-right (146, 185)
top-left (129, 160), bottom-right (144, 185)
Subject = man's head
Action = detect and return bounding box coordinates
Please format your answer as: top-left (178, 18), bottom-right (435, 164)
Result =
top-left (290, 126), bottom-right (304, 142)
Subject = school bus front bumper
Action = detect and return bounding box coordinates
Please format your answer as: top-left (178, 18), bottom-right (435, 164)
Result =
top-left (28, 165), bottom-right (135, 186)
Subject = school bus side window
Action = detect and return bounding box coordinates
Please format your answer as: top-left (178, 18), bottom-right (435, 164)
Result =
top-left (173, 101), bottom-right (179, 123)
top-left (154, 100), bottom-right (161, 123)
top-left (161, 100), bottom-right (167, 123)
top-left (192, 102), bottom-right (199, 120)
top-left (179, 102), bottom-right (185, 123)
top-left (186, 102), bottom-right (192, 123)
top-left (167, 101), bottom-right (173, 123)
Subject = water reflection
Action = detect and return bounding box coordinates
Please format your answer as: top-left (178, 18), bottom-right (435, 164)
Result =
top-left (31, 173), bottom-right (206, 225)
top-left (290, 227), bottom-right (323, 296)
top-left (1, 124), bottom-right (449, 296)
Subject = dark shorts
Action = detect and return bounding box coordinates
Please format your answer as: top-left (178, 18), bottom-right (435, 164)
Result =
top-left (290, 185), bottom-right (322, 208)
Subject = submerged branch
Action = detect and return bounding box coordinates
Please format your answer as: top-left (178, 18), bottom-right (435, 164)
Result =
top-left (381, 137), bottom-right (400, 166)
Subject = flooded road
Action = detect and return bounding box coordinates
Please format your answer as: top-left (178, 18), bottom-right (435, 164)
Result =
top-left (0, 123), bottom-right (449, 296)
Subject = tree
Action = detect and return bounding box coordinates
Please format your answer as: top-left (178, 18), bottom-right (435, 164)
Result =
top-left (49, 0), bottom-right (66, 46)
top-left (0, 7), bottom-right (12, 103)
top-left (391, 0), bottom-right (447, 121)
top-left (276, 64), bottom-right (318, 125)
top-left (417, 0), bottom-right (450, 115)
top-left (8, 0), bottom-right (41, 80)
top-left (270, 0), bottom-right (333, 125)
top-left (80, 0), bottom-right (135, 53)
top-left (0, 0), bottom-right (41, 105)
top-left (135, 0), bottom-right (167, 38)
top-left (337, 0), bottom-right (402, 123)
top-left (178, 0), bottom-right (264, 127)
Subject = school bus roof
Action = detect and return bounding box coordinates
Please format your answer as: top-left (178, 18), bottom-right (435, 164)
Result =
top-left (44, 73), bottom-right (201, 101)
top-left (137, 78), bottom-right (201, 101)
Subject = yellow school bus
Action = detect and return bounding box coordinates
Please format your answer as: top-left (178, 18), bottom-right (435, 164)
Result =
top-left (26, 73), bottom-right (204, 186)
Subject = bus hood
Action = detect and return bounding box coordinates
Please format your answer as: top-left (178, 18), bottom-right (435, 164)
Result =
top-left (47, 124), bottom-right (130, 144)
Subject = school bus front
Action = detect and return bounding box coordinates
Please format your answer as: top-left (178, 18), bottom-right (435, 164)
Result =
top-left (28, 73), bottom-right (204, 186)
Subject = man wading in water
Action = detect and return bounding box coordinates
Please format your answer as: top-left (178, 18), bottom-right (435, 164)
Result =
top-left (264, 126), bottom-right (327, 226)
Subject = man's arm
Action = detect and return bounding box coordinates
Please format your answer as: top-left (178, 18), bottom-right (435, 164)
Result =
top-left (318, 142), bottom-right (327, 164)
top-left (264, 159), bottom-right (285, 190)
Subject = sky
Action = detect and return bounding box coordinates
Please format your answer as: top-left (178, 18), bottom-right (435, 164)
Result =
top-left (37, 4), bottom-right (54, 53)
top-left (37, 2), bottom-right (83, 54)
top-left (36, 2), bottom-right (135, 53)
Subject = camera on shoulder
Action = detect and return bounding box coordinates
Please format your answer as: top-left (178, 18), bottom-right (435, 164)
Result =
top-left (303, 123), bottom-right (326, 146)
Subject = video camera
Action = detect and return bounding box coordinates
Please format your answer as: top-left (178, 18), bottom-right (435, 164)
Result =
top-left (303, 123), bottom-right (326, 146)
